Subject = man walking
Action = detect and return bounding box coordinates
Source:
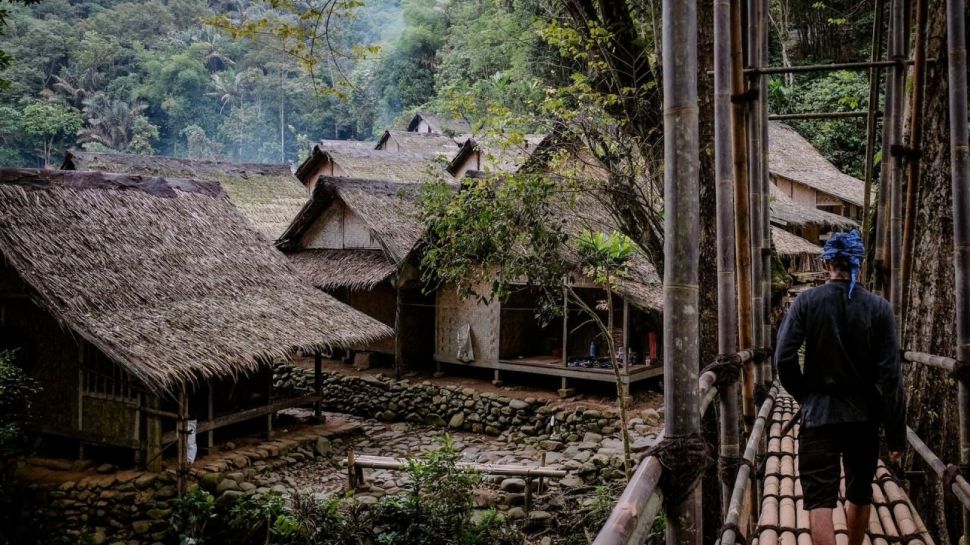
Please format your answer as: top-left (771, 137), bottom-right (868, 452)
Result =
top-left (775, 230), bottom-right (906, 545)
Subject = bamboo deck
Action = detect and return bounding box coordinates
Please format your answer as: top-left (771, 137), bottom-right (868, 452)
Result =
top-left (753, 394), bottom-right (934, 545)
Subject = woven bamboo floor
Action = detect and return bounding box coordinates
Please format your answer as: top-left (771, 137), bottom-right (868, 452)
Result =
top-left (752, 394), bottom-right (935, 545)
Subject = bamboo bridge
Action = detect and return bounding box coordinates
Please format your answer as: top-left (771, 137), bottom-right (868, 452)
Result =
top-left (590, 0), bottom-right (970, 543)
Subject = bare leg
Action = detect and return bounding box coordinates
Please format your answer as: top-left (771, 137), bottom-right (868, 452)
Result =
top-left (845, 502), bottom-right (871, 545)
top-left (811, 508), bottom-right (836, 545)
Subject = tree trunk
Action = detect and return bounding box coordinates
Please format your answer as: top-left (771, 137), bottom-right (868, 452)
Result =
top-left (902, 3), bottom-right (962, 543)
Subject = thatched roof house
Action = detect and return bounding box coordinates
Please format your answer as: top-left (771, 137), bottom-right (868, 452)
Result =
top-left (769, 184), bottom-right (858, 244)
top-left (294, 145), bottom-right (451, 194)
top-left (0, 169), bottom-right (390, 466)
top-left (61, 151), bottom-right (305, 240)
top-left (315, 139), bottom-right (375, 152)
top-left (771, 226), bottom-right (823, 274)
top-left (278, 177), bottom-right (443, 364)
top-left (406, 111), bottom-right (472, 136)
top-left (768, 122), bottom-right (866, 219)
top-left (447, 134), bottom-right (549, 178)
top-left (376, 130), bottom-right (461, 155)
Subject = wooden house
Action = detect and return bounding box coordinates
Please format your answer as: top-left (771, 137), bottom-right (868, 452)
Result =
top-left (277, 177), bottom-right (443, 368)
top-left (768, 122), bottom-right (866, 221)
top-left (768, 183), bottom-right (858, 244)
top-left (294, 144), bottom-right (452, 194)
top-left (447, 135), bottom-right (549, 179)
top-left (375, 130), bottom-right (461, 155)
top-left (61, 151), bottom-right (306, 241)
top-left (771, 226), bottom-right (823, 275)
top-left (0, 169), bottom-right (390, 470)
top-left (406, 111), bottom-right (472, 136)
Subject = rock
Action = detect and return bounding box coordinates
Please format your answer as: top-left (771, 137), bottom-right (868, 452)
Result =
top-left (131, 520), bottom-right (153, 535)
top-left (133, 474), bottom-right (157, 490)
top-left (315, 437), bottom-right (333, 457)
top-left (216, 490), bottom-right (244, 507)
top-left (95, 464), bottom-right (115, 474)
top-left (216, 479), bottom-right (240, 494)
top-left (199, 472), bottom-right (224, 493)
top-left (560, 475), bottom-right (585, 488)
top-left (448, 413), bottom-right (465, 429)
top-left (355, 495), bottom-right (379, 506)
top-left (500, 478), bottom-right (527, 493)
top-left (91, 528), bottom-right (107, 545)
top-left (506, 507), bottom-right (527, 520)
top-left (538, 440), bottom-right (563, 451)
top-left (582, 432), bottom-right (603, 443)
top-left (509, 399), bottom-right (529, 410)
top-left (528, 511), bottom-right (553, 524)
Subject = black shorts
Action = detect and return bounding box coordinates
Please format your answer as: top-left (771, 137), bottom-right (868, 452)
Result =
top-left (798, 422), bottom-right (879, 510)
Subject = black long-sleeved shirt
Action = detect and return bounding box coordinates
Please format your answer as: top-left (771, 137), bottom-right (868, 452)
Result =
top-left (775, 280), bottom-right (907, 451)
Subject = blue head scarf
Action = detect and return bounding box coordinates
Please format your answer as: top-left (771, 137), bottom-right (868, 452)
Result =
top-left (820, 229), bottom-right (865, 298)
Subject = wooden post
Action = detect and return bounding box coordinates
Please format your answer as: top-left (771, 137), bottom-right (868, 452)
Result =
top-left (731, 0), bottom-right (757, 430)
top-left (900, 0), bottom-right (928, 323)
top-left (206, 383), bottom-right (214, 453)
top-left (265, 367), bottom-right (273, 439)
top-left (525, 476), bottom-right (533, 510)
top-left (622, 298), bottom-right (631, 394)
top-left (314, 351), bottom-right (323, 421)
top-left (394, 277), bottom-right (403, 380)
top-left (861, 0), bottom-right (886, 284)
top-left (133, 391), bottom-right (143, 467)
top-left (492, 369), bottom-right (503, 387)
top-left (145, 394), bottom-right (162, 472)
top-left (662, 0), bottom-right (702, 543)
top-left (538, 451), bottom-right (547, 494)
top-left (559, 286), bottom-right (573, 398)
top-left (756, 0), bottom-right (773, 386)
top-left (887, 0), bottom-right (907, 323)
top-left (714, 0), bottom-right (741, 512)
top-left (176, 386), bottom-right (189, 497)
top-left (347, 449), bottom-right (358, 490)
top-left (946, 0), bottom-right (970, 540)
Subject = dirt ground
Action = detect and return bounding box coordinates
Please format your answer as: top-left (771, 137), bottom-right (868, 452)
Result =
top-left (291, 355), bottom-right (664, 413)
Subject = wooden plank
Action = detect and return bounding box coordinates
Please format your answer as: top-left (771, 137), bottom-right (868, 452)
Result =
top-left (30, 424), bottom-right (141, 450)
top-left (161, 394), bottom-right (322, 443)
top-left (353, 454), bottom-right (567, 477)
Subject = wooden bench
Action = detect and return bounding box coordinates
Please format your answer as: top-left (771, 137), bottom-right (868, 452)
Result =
top-left (346, 452), bottom-right (567, 509)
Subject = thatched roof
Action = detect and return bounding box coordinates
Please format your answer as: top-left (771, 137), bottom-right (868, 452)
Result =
top-left (406, 111), bottom-right (472, 136)
top-left (279, 177), bottom-right (435, 265)
top-left (376, 130), bottom-right (461, 155)
top-left (769, 184), bottom-right (858, 229)
top-left (768, 122), bottom-right (866, 206)
top-left (315, 139), bottom-right (376, 152)
top-left (294, 145), bottom-right (452, 186)
top-left (287, 249), bottom-right (398, 291)
top-left (0, 169), bottom-right (391, 394)
top-left (448, 134), bottom-right (549, 175)
top-left (771, 226), bottom-right (821, 257)
top-left (62, 151), bottom-right (305, 240)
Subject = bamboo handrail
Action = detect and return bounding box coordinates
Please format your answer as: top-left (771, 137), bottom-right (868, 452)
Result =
top-left (903, 350), bottom-right (959, 373)
top-left (907, 427), bottom-right (970, 510)
top-left (719, 383), bottom-right (780, 545)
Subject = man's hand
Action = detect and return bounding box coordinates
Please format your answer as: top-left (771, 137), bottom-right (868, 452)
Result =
top-left (889, 451), bottom-right (904, 464)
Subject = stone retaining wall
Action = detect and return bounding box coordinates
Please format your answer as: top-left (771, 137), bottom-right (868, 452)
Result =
top-left (15, 424), bottom-right (355, 545)
top-left (274, 366), bottom-right (662, 440)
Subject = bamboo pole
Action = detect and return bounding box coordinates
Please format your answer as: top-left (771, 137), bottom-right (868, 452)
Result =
top-left (767, 111), bottom-right (875, 120)
top-left (757, 0), bottom-right (772, 386)
top-left (861, 0), bottom-right (886, 284)
top-left (662, 0), bottom-right (702, 541)
top-left (946, 0), bottom-right (970, 538)
top-left (715, 0), bottom-right (741, 512)
top-left (746, 59), bottom-right (917, 74)
top-left (907, 428), bottom-right (970, 509)
top-left (731, 0), bottom-right (757, 436)
top-left (592, 458), bottom-right (665, 545)
top-left (747, 0), bottom-right (766, 394)
top-left (900, 0), bottom-right (928, 319)
top-left (887, 0), bottom-right (907, 320)
top-left (874, 0), bottom-right (894, 297)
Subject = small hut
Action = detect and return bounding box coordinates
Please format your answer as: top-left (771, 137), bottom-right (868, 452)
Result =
top-left (375, 130), bottom-right (461, 155)
top-left (277, 177), bottom-right (443, 369)
top-left (768, 184), bottom-right (858, 244)
top-left (61, 151), bottom-right (306, 240)
top-left (294, 145), bottom-right (451, 194)
top-left (0, 169), bottom-right (390, 469)
top-left (447, 135), bottom-right (549, 179)
top-left (771, 226), bottom-right (823, 275)
top-left (406, 111), bottom-right (472, 136)
top-left (768, 122), bottom-right (866, 221)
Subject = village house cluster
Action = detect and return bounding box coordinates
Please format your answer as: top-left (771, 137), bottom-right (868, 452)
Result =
top-left (0, 112), bottom-right (863, 471)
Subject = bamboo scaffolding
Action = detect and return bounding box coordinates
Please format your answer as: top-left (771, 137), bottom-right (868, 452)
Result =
top-left (661, 0), bottom-right (701, 542)
top-left (906, 428), bottom-right (970, 509)
top-left (758, 0), bottom-right (772, 387)
top-left (899, 0), bottom-right (928, 321)
top-left (748, 59), bottom-right (917, 74)
top-left (715, 0), bottom-right (741, 511)
top-left (732, 0), bottom-right (757, 442)
top-left (946, 0), bottom-right (970, 538)
top-left (748, 0), bottom-right (767, 394)
top-left (861, 0), bottom-right (886, 283)
top-left (873, 0), bottom-right (895, 297)
top-left (902, 350), bottom-right (958, 372)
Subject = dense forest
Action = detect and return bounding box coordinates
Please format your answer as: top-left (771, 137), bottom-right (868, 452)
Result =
top-left (0, 0), bottom-right (874, 172)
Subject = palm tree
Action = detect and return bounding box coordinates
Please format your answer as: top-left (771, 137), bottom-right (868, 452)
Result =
top-left (78, 93), bottom-right (148, 151)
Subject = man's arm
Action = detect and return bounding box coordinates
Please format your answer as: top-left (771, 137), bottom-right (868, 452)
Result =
top-left (875, 302), bottom-right (907, 452)
top-left (775, 298), bottom-right (806, 400)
